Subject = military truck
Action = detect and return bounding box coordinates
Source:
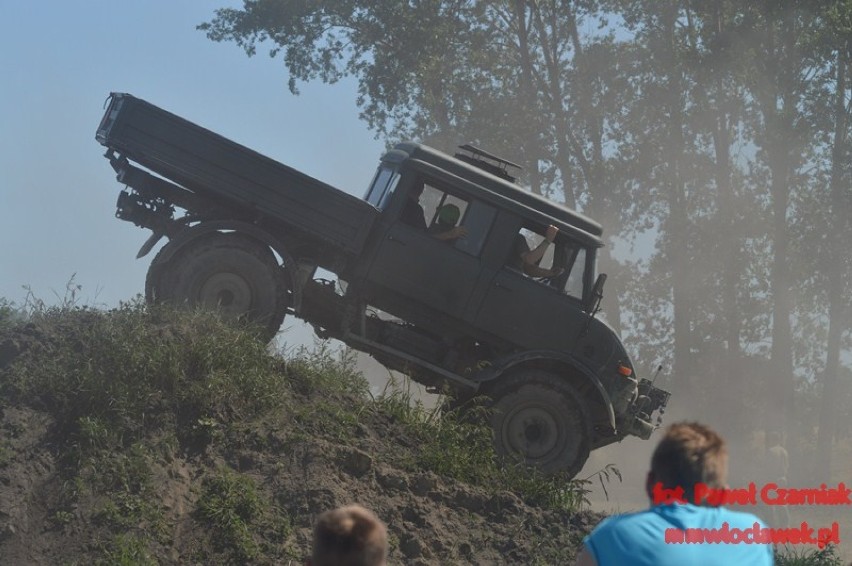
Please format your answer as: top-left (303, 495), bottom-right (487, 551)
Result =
top-left (96, 92), bottom-right (669, 477)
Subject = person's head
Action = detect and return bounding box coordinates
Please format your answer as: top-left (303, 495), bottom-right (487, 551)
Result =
top-left (646, 421), bottom-right (728, 504)
top-left (308, 505), bottom-right (388, 566)
top-left (436, 204), bottom-right (460, 226)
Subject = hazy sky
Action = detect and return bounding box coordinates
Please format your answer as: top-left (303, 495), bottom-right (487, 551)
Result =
top-left (1, 2), bottom-right (384, 339)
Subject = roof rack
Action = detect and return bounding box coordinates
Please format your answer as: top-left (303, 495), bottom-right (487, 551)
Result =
top-left (454, 144), bottom-right (522, 183)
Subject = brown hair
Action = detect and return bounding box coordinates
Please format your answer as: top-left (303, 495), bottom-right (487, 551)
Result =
top-left (311, 505), bottom-right (388, 566)
top-left (650, 422), bottom-right (728, 503)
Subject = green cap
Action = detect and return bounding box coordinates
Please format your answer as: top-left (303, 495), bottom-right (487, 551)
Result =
top-left (437, 204), bottom-right (460, 225)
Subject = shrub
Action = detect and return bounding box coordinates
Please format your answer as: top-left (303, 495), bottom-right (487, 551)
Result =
top-left (1, 301), bottom-right (287, 450)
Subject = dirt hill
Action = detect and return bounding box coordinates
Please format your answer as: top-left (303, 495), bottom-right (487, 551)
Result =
top-left (0, 304), bottom-right (600, 565)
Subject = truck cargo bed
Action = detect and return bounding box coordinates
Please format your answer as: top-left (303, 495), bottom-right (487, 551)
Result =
top-left (96, 93), bottom-right (377, 254)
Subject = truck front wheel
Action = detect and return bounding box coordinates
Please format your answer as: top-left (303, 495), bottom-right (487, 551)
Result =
top-left (487, 371), bottom-right (590, 477)
top-left (147, 232), bottom-right (288, 341)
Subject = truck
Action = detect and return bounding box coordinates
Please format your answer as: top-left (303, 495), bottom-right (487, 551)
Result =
top-left (96, 92), bottom-right (670, 477)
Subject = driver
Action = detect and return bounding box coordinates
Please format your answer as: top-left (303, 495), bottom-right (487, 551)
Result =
top-left (508, 224), bottom-right (563, 278)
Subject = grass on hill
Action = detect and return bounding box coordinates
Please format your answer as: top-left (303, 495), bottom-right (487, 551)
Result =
top-left (0, 297), bottom-right (842, 564)
top-left (0, 298), bottom-right (594, 563)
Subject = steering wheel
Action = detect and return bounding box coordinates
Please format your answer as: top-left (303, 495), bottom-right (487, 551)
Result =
top-left (534, 268), bottom-right (565, 288)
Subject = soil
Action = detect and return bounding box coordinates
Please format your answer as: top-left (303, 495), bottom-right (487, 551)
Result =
top-left (0, 322), bottom-right (601, 565)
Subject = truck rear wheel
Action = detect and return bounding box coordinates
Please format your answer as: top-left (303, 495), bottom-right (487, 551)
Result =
top-left (147, 232), bottom-right (288, 341)
top-left (487, 370), bottom-right (590, 477)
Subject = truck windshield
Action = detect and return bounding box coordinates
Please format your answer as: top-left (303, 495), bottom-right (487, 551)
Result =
top-left (544, 242), bottom-right (589, 300)
top-left (563, 247), bottom-right (587, 299)
top-left (364, 166), bottom-right (400, 209)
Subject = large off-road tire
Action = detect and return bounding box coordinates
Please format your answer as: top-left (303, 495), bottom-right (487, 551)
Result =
top-left (145, 241), bottom-right (176, 303)
top-left (487, 370), bottom-right (591, 477)
top-left (146, 232), bottom-right (289, 342)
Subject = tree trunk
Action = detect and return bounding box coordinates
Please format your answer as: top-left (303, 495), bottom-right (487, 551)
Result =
top-left (514, 0), bottom-right (543, 196)
top-left (746, 5), bottom-right (798, 437)
top-left (660, 1), bottom-right (694, 396)
top-left (708, 2), bottom-right (743, 373)
top-left (817, 48), bottom-right (849, 475)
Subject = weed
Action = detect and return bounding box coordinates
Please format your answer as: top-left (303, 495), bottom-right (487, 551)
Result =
top-left (0, 299), bottom-right (604, 563)
top-left (283, 341), bottom-right (369, 399)
top-left (375, 377), bottom-right (591, 512)
top-left (96, 532), bottom-right (157, 566)
top-left (21, 275), bottom-right (84, 312)
top-left (292, 398), bottom-right (361, 441)
top-left (776, 544), bottom-right (843, 566)
top-left (95, 494), bottom-right (151, 530)
top-left (196, 467), bottom-right (266, 562)
top-left (189, 416), bottom-right (224, 446)
top-left (76, 416), bottom-right (114, 452)
top-left (77, 446), bottom-right (165, 551)
top-left (2, 301), bottom-right (288, 452)
top-left (51, 509), bottom-right (75, 527)
top-left (0, 297), bottom-right (23, 334)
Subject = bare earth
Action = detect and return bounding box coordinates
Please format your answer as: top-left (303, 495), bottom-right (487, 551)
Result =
top-left (0, 370), bottom-right (600, 565)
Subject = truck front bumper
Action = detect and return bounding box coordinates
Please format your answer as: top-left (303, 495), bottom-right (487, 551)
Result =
top-left (625, 378), bottom-right (671, 440)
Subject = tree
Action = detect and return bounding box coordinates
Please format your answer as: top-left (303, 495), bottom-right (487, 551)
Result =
top-left (201, 1), bottom-right (644, 332)
top-left (735, 1), bottom-right (823, 435)
top-left (810, 0), bottom-right (852, 472)
top-left (201, 2), bottom-right (852, 451)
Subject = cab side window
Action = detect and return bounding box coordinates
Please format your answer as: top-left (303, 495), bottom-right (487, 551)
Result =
top-left (410, 179), bottom-right (495, 257)
top-left (421, 182), bottom-right (467, 226)
top-left (504, 225), bottom-right (588, 299)
top-left (550, 240), bottom-right (589, 300)
top-left (563, 247), bottom-right (586, 299)
top-left (506, 226), bottom-right (560, 276)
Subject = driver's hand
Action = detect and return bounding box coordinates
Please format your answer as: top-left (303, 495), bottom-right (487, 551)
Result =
top-left (545, 225), bottom-right (559, 242)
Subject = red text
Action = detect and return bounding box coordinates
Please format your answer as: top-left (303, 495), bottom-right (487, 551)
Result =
top-left (665, 521), bottom-right (840, 548)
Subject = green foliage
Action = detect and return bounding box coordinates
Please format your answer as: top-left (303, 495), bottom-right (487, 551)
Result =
top-left (375, 380), bottom-right (593, 512)
top-left (199, 1), bottom-right (495, 144)
top-left (0, 301), bottom-right (606, 562)
top-left (65, 441), bottom-right (164, 560)
top-left (377, 385), bottom-right (496, 481)
top-left (77, 443), bottom-right (165, 558)
top-left (283, 341), bottom-right (369, 399)
top-left (281, 342), bottom-right (376, 441)
top-left (0, 297), bottom-right (22, 334)
top-left (198, 1), bottom-right (852, 462)
top-left (0, 301), bottom-right (295, 561)
top-left (195, 468), bottom-right (272, 562)
top-left (775, 544), bottom-right (844, 566)
top-left (1, 300), bottom-right (286, 451)
top-left (96, 533), bottom-right (157, 566)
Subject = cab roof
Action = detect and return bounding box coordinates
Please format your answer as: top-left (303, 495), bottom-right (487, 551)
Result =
top-left (382, 142), bottom-right (604, 247)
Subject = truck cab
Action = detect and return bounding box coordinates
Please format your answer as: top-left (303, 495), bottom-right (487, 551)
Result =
top-left (304, 143), bottom-right (669, 476)
top-left (358, 143), bottom-right (601, 359)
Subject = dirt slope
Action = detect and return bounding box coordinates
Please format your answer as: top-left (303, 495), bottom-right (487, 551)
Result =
top-left (0, 306), bottom-right (599, 565)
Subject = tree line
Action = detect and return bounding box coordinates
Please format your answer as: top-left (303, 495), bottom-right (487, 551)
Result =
top-left (200, 0), bottom-right (852, 475)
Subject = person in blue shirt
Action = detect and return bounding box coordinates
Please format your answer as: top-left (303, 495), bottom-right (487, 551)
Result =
top-left (576, 421), bottom-right (774, 566)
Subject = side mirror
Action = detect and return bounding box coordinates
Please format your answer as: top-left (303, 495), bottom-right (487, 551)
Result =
top-left (584, 273), bottom-right (607, 313)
